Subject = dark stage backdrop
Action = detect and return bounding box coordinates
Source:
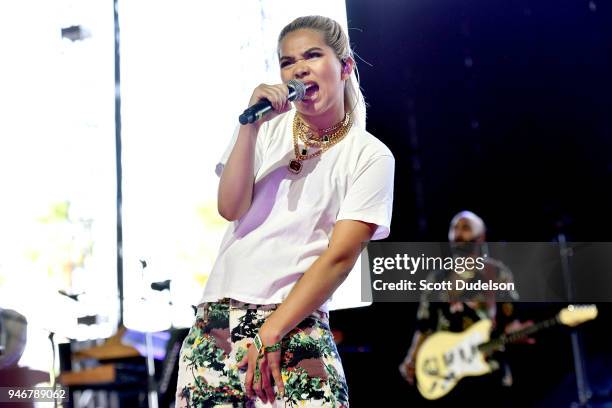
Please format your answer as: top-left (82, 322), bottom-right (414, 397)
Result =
top-left (334, 1), bottom-right (612, 406)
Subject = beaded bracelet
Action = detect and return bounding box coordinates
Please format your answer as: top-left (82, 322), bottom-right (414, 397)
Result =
top-left (253, 333), bottom-right (281, 356)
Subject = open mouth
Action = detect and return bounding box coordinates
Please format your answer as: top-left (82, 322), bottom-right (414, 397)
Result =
top-left (303, 82), bottom-right (319, 100)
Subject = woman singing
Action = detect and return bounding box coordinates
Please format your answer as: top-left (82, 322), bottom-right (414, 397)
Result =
top-left (176, 15), bottom-right (394, 407)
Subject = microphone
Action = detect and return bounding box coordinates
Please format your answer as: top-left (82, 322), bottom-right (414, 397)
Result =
top-left (58, 289), bottom-right (82, 301)
top-left (239, 79), bottom-right (309, 125)
top-left (151, 279), bottom-right (171, 291)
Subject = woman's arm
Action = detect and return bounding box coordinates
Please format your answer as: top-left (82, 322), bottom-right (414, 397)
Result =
top-left (241, 219), bottom-right (377, 402)
top-left (259, 219), bottom-right (377, 343)
top-left (217, 83), bottom-right (292, 221)
top-left (217, 123), bottom-right (259, 221)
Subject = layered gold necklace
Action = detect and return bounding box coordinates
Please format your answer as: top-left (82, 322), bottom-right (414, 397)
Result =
top-left (288, 113), bottom-right (352, 174)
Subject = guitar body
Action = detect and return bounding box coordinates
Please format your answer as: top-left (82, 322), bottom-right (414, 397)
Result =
top-left (416, 319), bottom-right (493, 400)
top-left (413, 304), bottom-right (597, 400)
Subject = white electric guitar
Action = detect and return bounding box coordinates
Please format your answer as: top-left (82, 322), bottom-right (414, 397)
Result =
top-left (415, 304), bottom-right (598, 400)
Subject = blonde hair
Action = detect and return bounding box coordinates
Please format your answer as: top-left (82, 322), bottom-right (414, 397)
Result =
top-left (278, 15), bottom-right (366, 128)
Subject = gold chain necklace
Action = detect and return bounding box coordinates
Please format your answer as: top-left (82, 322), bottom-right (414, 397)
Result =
top-left (288, 113), bottom-right (352, 174)
top-left (295, 113), bottom-right (349, 142)
top-left (296, 113), bottom-right (350, 148)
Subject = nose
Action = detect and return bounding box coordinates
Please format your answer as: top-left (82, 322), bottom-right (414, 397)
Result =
top-left (293, 60), bottom-right (310, 79)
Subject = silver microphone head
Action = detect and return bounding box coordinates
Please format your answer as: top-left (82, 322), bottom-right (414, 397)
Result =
top-left (287, 79), bottom-right (308, 101)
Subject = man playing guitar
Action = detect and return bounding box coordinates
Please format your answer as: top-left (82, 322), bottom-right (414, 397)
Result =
top-left (399, 211), bottom-right (532, 406)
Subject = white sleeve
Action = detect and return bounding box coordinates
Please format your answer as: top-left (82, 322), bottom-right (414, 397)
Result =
top-left (336, 154), bottom-right (395, 240)
top-left (215, 123), bottom-right (268, 178)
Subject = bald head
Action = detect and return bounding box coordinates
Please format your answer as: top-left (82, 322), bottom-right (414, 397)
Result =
top-left (448, 211), bottom-right (486, 242)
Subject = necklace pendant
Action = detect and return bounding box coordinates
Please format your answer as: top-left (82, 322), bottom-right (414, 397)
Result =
top-left (288, 159), bottom-right (302, 174)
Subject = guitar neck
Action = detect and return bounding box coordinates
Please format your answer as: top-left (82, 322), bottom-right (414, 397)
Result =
top-left (479, 316), bottom-right (559, 354)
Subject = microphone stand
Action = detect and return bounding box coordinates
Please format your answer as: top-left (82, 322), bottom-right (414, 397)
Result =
top-left (557, 233), bottom-right (592, 407)
top-left (48, 331), bottom-right (61, 408)
top-left (150, 279), bottom-right (177, 405)
top-left (139, 260), bottom-right (159, 408)
top-left (0, 313), bottom-right (5, 359)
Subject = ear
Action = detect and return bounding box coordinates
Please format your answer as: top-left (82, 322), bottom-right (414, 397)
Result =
top-left (340, 57), bottom-right (355, 81)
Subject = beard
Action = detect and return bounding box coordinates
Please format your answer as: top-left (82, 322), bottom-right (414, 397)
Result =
top-left (450, 240), bottom-right (481, 257)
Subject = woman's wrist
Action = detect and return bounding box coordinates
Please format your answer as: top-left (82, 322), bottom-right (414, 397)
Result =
top-left (240, 121), bottom-right (261, 135)
top-left (258, 320), bottom-right (283, 345)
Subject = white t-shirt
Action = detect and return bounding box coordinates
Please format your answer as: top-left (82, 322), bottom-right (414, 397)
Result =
top-left (201, 109), bottom-right (394, 312)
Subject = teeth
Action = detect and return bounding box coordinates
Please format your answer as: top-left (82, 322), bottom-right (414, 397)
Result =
top-left (302, 84), bottom-right (318, 100)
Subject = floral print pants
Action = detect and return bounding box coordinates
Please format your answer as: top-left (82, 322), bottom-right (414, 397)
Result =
top-left (175, 299), bottom-right (349, 408)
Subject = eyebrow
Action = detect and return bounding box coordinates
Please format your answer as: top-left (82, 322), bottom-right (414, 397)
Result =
top-left (279, 47), bottom-right (324, 62)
